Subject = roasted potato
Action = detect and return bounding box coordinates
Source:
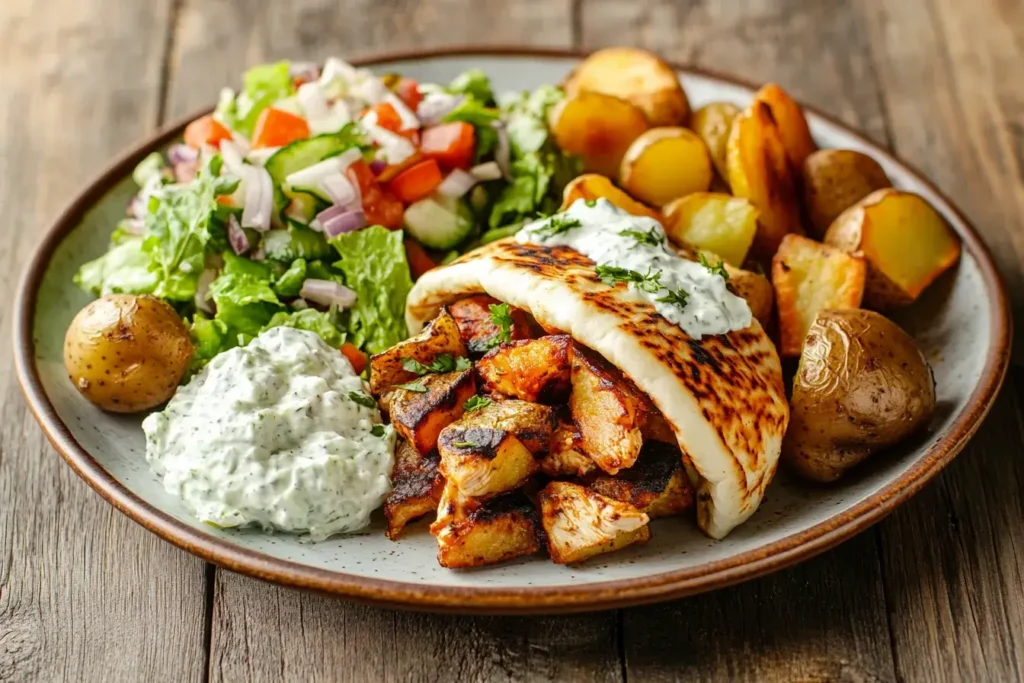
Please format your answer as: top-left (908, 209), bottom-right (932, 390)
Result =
top-left (783, 309), bottom-right (936, 482)
top-left (368, 307), bottom-right (467, 396)
top-left (539, 418), bottom-right (597, 478)
top-left (801, 149), bottom-right (892, 236)
top-left (619, 127), bottom-right (713, 207)
top-left (823, 189), bottom-right (961, 310)
top-left (562, 47), bottom-right (690, 126)
top-left (538, 481), bottom-right (651, 565)
top-left (586, 441), bottom-right (694, 518)
top-left (754, 83), bottom-right (816, 169)
top-left (448, 295), bottom-right (537, 355)
top-left (384, 440), bottom-right (444, 539)
top-left (727, 101), bottom-right (802, 257)
top-left (431, 483), bottom-right (543, 568)
top-left (477, 335), bottom-right (572, 404)
top-left (772, 234), bottom-right (867, 357)
top-left (64, 294), bottom-right (193, 413)
top-left (691, 102), bottom-right (740, 180)
top-left (380, 369), bottom-right (476, 455)
top-left (662, 192), bottom-right (759, 267)
top-left (560, 173), bottom-right (662, 220)
top-left (549, 90), bottom-right (650, 177)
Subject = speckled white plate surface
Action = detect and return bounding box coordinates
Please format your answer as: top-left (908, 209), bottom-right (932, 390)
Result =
top-left (15, 48), bottom-right (1011, 613)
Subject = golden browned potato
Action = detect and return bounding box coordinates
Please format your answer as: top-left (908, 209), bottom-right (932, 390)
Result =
top-left (448, 295), bottom-right (538, 355)
top-left (538, 418), bottom-right (597, 478)
top-left (63, 294), bottom-right (193, 413)
top-left (783, 309), bottom-right (936, 482)
top-left (772, 234), bottom-right (867, 357)
top-left (431, 483), bottom-right (542, 568)
top-left (823, 188), bottom-right (961, 310)
top-left (727, 101), bottom-right (802, 258)
top-left (368, 308), bottom-right (467, 396)
top-left (619, 127), bottom-right (713, 207)
top-left (477, 335), bottom-right (572, 404)
top-left (585, 441), bottom-right (694, 518)
top-left (690, 102), bottom-right (739, 179)
top-left (560, 173), bottom-right (662, 220)
top-left (380, 369), bottom-right (476, 456)
top-left (662, 192), bottom-right (759, 267)
top-left (801, 149), bottom-right (892, 236)
top-left (549, 90), bottom-right (650, 177)
top-left (562, 47), bottom-right (690, 126)
top-left (384, 440), bottom-right (444, 540)
top-left (754, 83), bottom-right (816, 169)
top-left (538, 481), bottom-right (651, 565)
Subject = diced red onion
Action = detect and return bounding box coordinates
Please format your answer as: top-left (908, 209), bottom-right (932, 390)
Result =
top-left (195, 268), bottom-right (218, 314)
top-left (227, 215), bottom-right (250, 255)
top-left (174, 161), bottom-right (198, 184)
top-left (470, 161), bottom-right (503, 181)
top-left (416, 92), bottom-right (463, 126)
top-left (321, 173), bottom-right (357, 206)
top-left (168, 144), bottom-right (198, 165)
top-left (369, 159), bottom-right (387, 176)
top-left (493, 121), bottom-right (510, 178)
top-left (437, 169), bottom-right (478, 198)
top-left (241, 166), bottom-right (273, 232)
top-left (300, 279), bottom-right (357, 309)
top-left (321, 209), bottom-right (366, 237)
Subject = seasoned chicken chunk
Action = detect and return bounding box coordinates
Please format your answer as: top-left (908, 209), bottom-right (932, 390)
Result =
top-left (538, 481), bottom-right (651, 565)
top-left (477, 335), bottom-right (572, 404)
top-left (448, 294), bottom-right (537, 354)
top-left (369, 308), bottom-right (467, 396)
top-left (585, 441), bottom-right (694, 518)
top-left (381, 369), bottom-right (476, 456)
top-left (384, 440), bottom-right (444, 539)
top-left (538, 418), bottom-right (597, 478)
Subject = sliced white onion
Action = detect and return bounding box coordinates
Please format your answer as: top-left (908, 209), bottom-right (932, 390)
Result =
top-left (246, 146), bottom-right (280, 167)
top-left (228, 131), bottom-right (251, 156)
top-left (227, 215), bottom-right (250, 254)
top-left (321, 209), bottom-right (366, 237)
top-left (416, 91), bottom-right (463, 126)
top-left (291, 298), bottom-right (309, 310)
top-left (470, 161), bottom-right (503, 181)
top-left (289, 61), bottom-right (320, 81)
top-left (320, 173), bottom-right (357, 207)
top-left (493, 121), bottom-right (510, 178)
top-left (298, 81), bottom-right (331, 121)
top-left (362, 118), bottom-right (416, 165)
top-left (319, 58), bottom-right (359, 87)
top-left (219, 140), bottom-right (245, 174)
top-left (285, 156), bottom-right (344, 190)
top-left (195, 268), bottom-right (218, 314)
top-left (383, 93), bottom-right (421, 131)
top-left (300, 279), bottom-right (357, 309)
top-left (437, 169), bottom-right (478, 199)
top-left (240, 165), bottom-right (273, 232)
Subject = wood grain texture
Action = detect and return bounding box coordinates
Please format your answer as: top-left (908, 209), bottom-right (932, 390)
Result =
top-left (0, 0), bottom-right (209, 682)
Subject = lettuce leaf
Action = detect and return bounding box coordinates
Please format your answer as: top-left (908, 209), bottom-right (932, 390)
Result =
top-left (272, 259), bottom-right (307, 297)
top-left (448, 68), bottom-right (495, 104)
top-left (330, 226), bottom-right (413, 354)
top-left (208, 252), bottom-right (281, 336)
top-left (74, 236), bottom-right (159, 297)
top-left (263, 308), bottom-right (346, 348)
top-left (189, 313), bottom-right (234, 368)
top-left (222, 61), bottom-right (295, 136)
top-left (443, 98), bottom-right (500, 162)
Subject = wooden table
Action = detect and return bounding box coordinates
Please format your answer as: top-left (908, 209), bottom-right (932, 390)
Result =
top-left (2, 1), bottom-right (1023, 680)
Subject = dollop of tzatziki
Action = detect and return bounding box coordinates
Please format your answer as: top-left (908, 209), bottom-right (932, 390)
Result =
top-left (516, 198), bottom-right (751, 338)
top-left (143, 327), bottom-right (394, 541)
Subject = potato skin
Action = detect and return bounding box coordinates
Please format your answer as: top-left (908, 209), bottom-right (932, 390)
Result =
top-left (801, 149), bottom-right (892, 236)
top-left (63, 294), bottom-right (193, 413)
top-left (782, 309), bottom-right (936, 482)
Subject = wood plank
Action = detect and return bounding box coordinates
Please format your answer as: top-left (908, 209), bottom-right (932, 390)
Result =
top-left (0, 0), bottom-right (209, 681)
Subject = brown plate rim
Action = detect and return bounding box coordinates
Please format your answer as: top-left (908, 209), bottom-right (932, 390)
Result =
top-left (13, 45), bottom-right (1012, 614)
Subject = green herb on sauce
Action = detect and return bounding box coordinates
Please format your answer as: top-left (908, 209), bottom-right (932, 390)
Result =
top-left (657, 287), bottom-right (690, 309)
top-left (370, 424), bottom-right (386, 437)
top-left (698, 252), bottom-right (729, 280)
top-left (348, 391), bottom-right (377, 409)
top-left (595, 264), bottom-right (663, 293)
top-left (463, 396), bottom-right (492, 412)
top-left (620, 226), bottom-right (662, 247)
top-left (533, 215), bottom-right (581, 239)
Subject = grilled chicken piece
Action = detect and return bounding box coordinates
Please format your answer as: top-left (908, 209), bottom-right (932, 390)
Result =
top-left (585, 441), bottom-right (695, 518)
top-left (430, 482), bottom-right (543, 568)
top-left (477, 335), bottom-right (572, 404)
top-left (437, 400), bottom-right (554, 498)
top-left (538, 481), bottom-right (651, 565)
top-left (381, 369), bottom-right (476, 455)
top-left (538, 418), bottom-right (597, 478)
top-left (448, 294), bottom-right (538, 354)
top-left (369, 307), bottom-right (467, 396)
top-left (384, 440), bottom-right (444, 539)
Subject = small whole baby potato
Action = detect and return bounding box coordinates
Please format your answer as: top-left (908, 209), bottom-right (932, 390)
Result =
top-left (64, 294), bottom-right (193, 413)
top-left (801, 149), bottom-right (892, 236)
top-left (782, 309), bottom-right (936, 482)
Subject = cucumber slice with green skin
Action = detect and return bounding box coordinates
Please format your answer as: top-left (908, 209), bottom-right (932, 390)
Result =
top-left (281, 192), bottom-right (320, 225)
top-left (261, 225), bottom-right (333, 262)
top-left (264, 132), bottom-right (361, 212)
top-left (402, 195), bottom-right (475, 250)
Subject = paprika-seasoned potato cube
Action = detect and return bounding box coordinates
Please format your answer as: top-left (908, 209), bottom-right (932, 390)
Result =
top-left (538, 481), bottom-right (651, 565)
top-left (448, 295), bottom-right (537, 355)
top-left (662, 192), bottom-right (759, 267)
top-left (539, 418), bottom-right (597, 478)
top-left (431, 483), bottom-right (543, 568)
top-left (384, 440), bottom-right (444, 539)
top-left (381, 369), bottom-right (476, 456)
top-left (549, 90), bottom-right (650, 178)
top-left (369, 308), bottom-right (467, 396)
top-left (586, 441), bottom-right (694, 518)
top-left (691, 102), bottom-right (740, 179)
top-left (619, 127), bottom-right (713, 207)
top-left (560, 173), bottom-right (662, 221)
top-left (477, 335), bottom-right (572, 404)
top-left (754, 83), bottom-right (816, 169)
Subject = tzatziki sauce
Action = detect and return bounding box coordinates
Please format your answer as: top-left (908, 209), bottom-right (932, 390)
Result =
top-left (143, 326), bottom-right (394, 541)
top-left (516, 198), bottom-right (751, 338)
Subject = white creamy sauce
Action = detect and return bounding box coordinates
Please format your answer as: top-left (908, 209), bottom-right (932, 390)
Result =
top-left (516, 199), bottom-right (752, 338)
top-left (143, 327), bottom-right (395, 541)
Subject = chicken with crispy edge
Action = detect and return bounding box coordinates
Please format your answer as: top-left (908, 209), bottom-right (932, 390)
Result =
top-left (585, 440), bottom-right (694, 518)
top-left (448, 294), bottom-right (540, 355)
top-left (538, 481), bottom-right (651, 565)
top-left (380, 369), bottom-right (476, 456)
top-left (476, 335), bottom-right (573, 404)
top-left (369, 307), bottom-right (467, 397)
top-left (538, 417), bottom-right (598, 478)
top-left (384, 440), bottom-right (445, 539)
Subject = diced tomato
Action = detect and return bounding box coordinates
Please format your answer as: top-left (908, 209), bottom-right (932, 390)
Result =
top-left (404, 238), bottom-right (436, 280)
top-left (396, 78), bottom-right (423, 111)
top-left (387, 159), bottom-right (444, 204)
top-left (420, 122), bottom-right (475, 171)
top-left (377, 151), bottom-right (425, 184)
top-left (347, 160), bottom-right (405, 229)
top-left (340, 343), bottom-right (368, 374)
top-left (183, 115), bottom-right (233, 149)
top-left (251, 108), bottom-right (310, 149)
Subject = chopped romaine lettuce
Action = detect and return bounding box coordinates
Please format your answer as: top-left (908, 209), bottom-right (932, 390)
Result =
top-left (261, 224), bottom-right (333, 262)
top-left (273, 259), bottom-right (307, 297)
top-left (208, 252), bottom-right (281, 336)
top-left (132, 152), bottom-right (167, 188)
top-left (189, 313), bottom-right (233, 367)
top-left (448, 68), bottom-right (495, 104)
top-left (263, 308), bottom-right (346, 348)
top-left (221, 61), bottom-right (296, 136)
top-left (74, 236), bottom-right (159, 297)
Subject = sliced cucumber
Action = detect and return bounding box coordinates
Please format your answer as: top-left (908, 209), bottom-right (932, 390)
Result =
top-left (261, 225), bottom-right (333, 262)
top-left (402, 195), bottom-right (475, 250)
top-left (281, 192), bottom-right (320, 226)
top-left (264, 133), bottom-right (361, 212)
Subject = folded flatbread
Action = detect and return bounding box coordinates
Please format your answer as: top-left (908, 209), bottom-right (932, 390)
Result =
top-left (406, 240), bottom-right (789, 539)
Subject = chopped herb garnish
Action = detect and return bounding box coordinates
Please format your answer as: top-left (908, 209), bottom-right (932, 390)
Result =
top-left (619, 226), bottom-right (663, 247)
top-left (657, 287), bottom-right (690, 309)
top-left (532, 215), bottom-right (581, 239)
top-left (698, 252), bottom-right (729, 280)
top-left (487, 303), bottom-right (514, 346)
top-left (451, 440), bottom-right (478, 448)
top-left (401, 354), bottom-right (472, 376)
top-left (463, 395), bottom-right (492, 412)
top-left (595, 264), bottom-right (663, 293)
top-left (395, 380), bottom-right (428, 393)
top-left (584, 198), bottom-right (598, 208)
top-left (348, 391), bottom-right (377, 409)
top-left (370, 424), bottom-right (387, 437)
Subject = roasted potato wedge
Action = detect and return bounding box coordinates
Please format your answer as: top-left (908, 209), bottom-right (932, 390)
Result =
top-left (586, 441), bottom-right (694, 518)
top-left (754, 83), bottom-right (816, 169)
top-left (772, 234), bottom-right (866, 358)
top-left (563, 47), bottom-right (690, 126)
top-left (662, 192), bottom-right (759, 267)
top-left (823, 189), bottom-right (961, 310)
top-left (727, 101), bottom-right (802, 257)
top-left (560, 173), bottom-right (662, 220)
top-left (549, 90), bottom-right (650, 177)
top-left (477, 335), bottom-right (572, 404)
top-left (384, 440), bottom-right (444, 539)
top-left (448, 294), bottom-right (537, 355)
top-left (783, 309), bottom-right (936, 482)
top-left (691, 102), bottom-right (740, 180)
top-left (381, 369), bottom-right (476, 455)
top-left (619, 127), bottom-right (713, 207)
top-left (431, 483), bottom-right (543, 568)
top-left (369, 307), bottom-right (467, 396)
top-left (63, 294), bottom-right (193, 413)
top-left (538, 481), bottom-right (651, 565)
top-left (539, 418), bottom-right (597, 478)
top-left (801, 149), bottom-right (892, 236)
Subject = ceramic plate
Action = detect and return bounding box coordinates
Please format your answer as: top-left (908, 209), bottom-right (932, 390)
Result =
top-left (14, 48), bottom-right (1011, 614)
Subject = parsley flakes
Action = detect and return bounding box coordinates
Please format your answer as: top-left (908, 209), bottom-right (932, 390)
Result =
top-left (595, 265), bottom-right (663, 293)
top-left (401, 354), bottom-right (471, 376)
top-left (370, 424), bottom-right (387, 437)
top-left (532, 215), bottom-right (581, 239)
top-left (698, 253), bottom-right (729, 280)
top-left (395, 380), bottom-right (428, 393)
top-left (619, 226), bottom-right (663, 247)
top-left (463, 395), bottom-right (492, 412)
top-left (348, 391), bottom-right (377, 409)
top-left (482, 303), bottom-right (514, 350)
